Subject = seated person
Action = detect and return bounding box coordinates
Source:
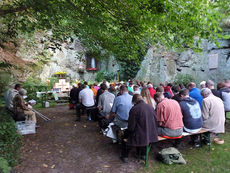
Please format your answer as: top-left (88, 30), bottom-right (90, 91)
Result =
top-left (13, 89), bottom-right (36, 123)
top-left (179, 89), bottom-right (203, 147)
top-left (205, 80), bottom-right (221, 98)
top-left (5, 84), bottom-right (22, 111)
top-left (156, 86), bottom-right (171, 99)
top-left (188, 82), bottom-right (203, 108)
top-left (120, 94), bottom-right (158, 163)
top-left (201, 88), bottom-right (225, 135)
top-left (140, 87), bottom-right (156, 109)
top-left (76, 84), bottom-right (95, 121)
top-left (154, 92), bottom-right (184, 137)
top-left (218, 82), bottom-right (230, 112)
top-left (97, 84), bottom-right (115, 119)
top-left (110, 85), bottom-right (133, 128)
top-left (171, 85), bottom-right (182, 103)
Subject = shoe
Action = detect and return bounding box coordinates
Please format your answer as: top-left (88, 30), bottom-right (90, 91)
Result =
top-left (202, 139), bottom-right (210, 146)
top-left (120, 157), bottom-right (128, 163)
top-left (135, 154), bottom-right (146, 161)
top-left (194, 142), bottom-right (200, 148)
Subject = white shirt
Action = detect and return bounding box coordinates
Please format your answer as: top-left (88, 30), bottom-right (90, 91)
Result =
top-left (79, 88), bottom-right (95, 107)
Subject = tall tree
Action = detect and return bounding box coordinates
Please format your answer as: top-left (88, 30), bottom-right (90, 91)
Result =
top-left (0, 0), bottom-right (229, 79)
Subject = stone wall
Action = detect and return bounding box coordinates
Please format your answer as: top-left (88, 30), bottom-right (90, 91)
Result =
top-left (15, 31), bottom-right (119, 82)
top-left (136, 38), bottom-right (230, 85)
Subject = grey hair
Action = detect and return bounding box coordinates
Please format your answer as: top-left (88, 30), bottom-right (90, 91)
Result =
top-left (206, 80), bottom-right (214, 87)
top-left (19, 88), bottom-right (27, 96)
top-left (201, 88), bottom-right (211, 96)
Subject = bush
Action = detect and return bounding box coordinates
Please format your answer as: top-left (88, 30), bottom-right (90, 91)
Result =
top-left (22, 77), bottom-right (51, 102)
top-left (95, 71), bottom-right (104, 82)
top-left (0, 109), bottom-right (22, 167)
top-left (95, 71), bottom-right (116, 82)
top-left (174, 74), bottom-right (194, 87)
top-left (0, 157), bottom-right (11, 173)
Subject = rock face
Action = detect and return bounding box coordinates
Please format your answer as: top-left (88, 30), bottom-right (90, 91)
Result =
top-left (15, 31), bottom-right (119, 82)
top-left (136, 38), bottom-right (230, 85)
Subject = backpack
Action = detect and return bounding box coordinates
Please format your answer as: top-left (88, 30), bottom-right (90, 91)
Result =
top-left (157, 147), bottom-right (186, 165)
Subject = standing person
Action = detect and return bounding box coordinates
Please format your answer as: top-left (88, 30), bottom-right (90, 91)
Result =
top-left (201, 88), bottom-right (225, 144)
top-left (13, 89), bottom-right (36, 123)
top-left (120, 94), bottom-right (158, 163)
top-left (188, 82), bottom-right (203, 108)
top-left (154, 92), bottom-right (184, 137)
top-left (76, 84), bottom-right (95, 121)
top-left (6, 84), bottom-right (22, 111)
top-left (179, 89), bottom-right (203, 147)
top-left (141, 87), bottom-right (156, 109)
top-left (110, 85), bottom-right (133, 128)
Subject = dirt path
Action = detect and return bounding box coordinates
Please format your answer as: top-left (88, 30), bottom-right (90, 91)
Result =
top-left (12, 105), bottom-right (143, 173)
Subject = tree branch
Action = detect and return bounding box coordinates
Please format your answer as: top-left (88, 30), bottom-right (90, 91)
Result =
top-left (0, 6), bottom-right (28, 16)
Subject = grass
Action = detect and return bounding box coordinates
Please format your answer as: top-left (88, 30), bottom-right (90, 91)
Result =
top-left (33, 100), bottom-right (57, 109)
top-left (142, 130), bottom-right (230, 173)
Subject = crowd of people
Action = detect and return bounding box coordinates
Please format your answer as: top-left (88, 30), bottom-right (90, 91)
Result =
top-left (70, 79), bottom-right (230, 162)
top-left (4, 78), bottom-right (230, 163)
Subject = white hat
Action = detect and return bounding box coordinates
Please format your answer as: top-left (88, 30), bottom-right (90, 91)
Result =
top-left (147, 84), bottom-right (153, 88)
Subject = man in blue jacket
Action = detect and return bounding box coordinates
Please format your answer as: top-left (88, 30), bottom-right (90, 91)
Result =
top-left (179, 89), bottom-right (203, 147)
top-left (188, 82), bottom-right (203, 108)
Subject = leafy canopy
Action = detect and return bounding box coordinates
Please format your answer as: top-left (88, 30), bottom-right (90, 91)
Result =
top-left (0, 0), bottom-right (229, 62)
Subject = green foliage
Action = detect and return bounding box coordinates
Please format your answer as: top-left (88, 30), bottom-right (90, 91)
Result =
top-left (0, 72), bottom-right (11, 96)
top-left (95, 71), bottom-right (105, 82)
top-left (0, 157), bottom-right (11, 173)
top-left (174, 74), bottom-right (194, 87)
top-left (48, 77), bottom-right (58, 89)
top-left (0, 109), bottom-right (22, 167)
top-left (0, 0), bottom-right (229, 64)
top-left (95, 70), bottom-right (116, 82)
top-left (22, 76), bottom-right (51, 101)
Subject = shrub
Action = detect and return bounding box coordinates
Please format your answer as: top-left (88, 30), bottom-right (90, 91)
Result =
top-left (0, 109), bottom-right (22, 167)
top-left (22, 77), bottom-right (51, 101)
top-left (95, 71), bottom-right (104, 82)
top-left (174, 74), bottom-right (194, 87)
top-left (95, 71), bottom-right (116, 82)
top-left (0, 157), bottom-right (11, 173)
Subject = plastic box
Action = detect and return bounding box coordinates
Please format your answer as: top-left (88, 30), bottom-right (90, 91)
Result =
top-left (16, 121), bottom-right (36, 135)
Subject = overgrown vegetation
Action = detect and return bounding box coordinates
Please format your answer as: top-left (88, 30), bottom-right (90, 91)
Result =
top-left (0, 157), bottom-right (11, 173)
top-left (95, 70), bottom-right (116, 82)
top-left (174, 74), bottom-right (195, 87)
top-left (1, 0), bottom-right (229, 66)
top-left (0, 109), bottom-right (22, 169)
top-left (22, 76), bottom-right (51, 100)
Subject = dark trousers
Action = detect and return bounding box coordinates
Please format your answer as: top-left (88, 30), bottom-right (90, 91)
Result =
top-left (120, 130), bottom-right (146, 158)
top-left (76, 103), bottom-right (95, 120)
top-left (191, 135), bottom-right (199, 143)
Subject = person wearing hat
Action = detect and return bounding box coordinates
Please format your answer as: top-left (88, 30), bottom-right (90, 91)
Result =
top-left (13, 89), bottom-right (37, 124)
